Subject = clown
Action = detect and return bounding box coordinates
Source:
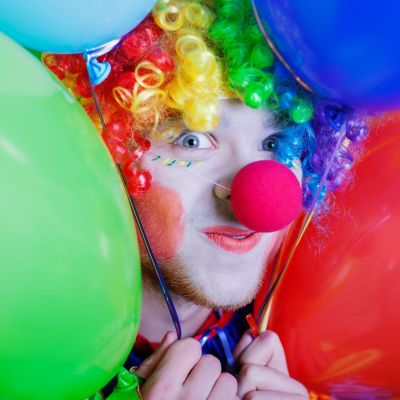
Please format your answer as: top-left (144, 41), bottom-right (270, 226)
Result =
top-left (45, 0), bottom-right (369, 398)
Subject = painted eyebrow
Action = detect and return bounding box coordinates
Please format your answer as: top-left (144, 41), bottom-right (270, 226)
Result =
top-left (219, 112), bottom-right (231, 129)
top-left (262, 116), bottom-right (271, 127)
top-left (262, 117), bottom-right (287, 137)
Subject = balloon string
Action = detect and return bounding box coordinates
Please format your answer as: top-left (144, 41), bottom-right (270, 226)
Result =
top-left (87, 71), bottom-right (182, 339)
top-left (181, 165), bottom-right (231, 192)
top-left (147, 150), bottom-right (231, 191)
top-left (88, 79), bottom-right (107, 132)
top-left (199, 327), bottom-right (236, 374)
top-left (257, 127), bottom-right (348, 331)
top-left (251, 0), bottom-right (313, 94)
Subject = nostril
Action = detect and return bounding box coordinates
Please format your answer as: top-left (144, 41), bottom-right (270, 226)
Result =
top-left (213, 183), bottom-right (231, 200)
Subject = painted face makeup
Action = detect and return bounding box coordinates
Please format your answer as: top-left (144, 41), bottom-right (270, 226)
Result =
top-left (135, 184), bottom-right (184, 261)
top-left (150, 154), bottom-right (204, 169)
top-left (137, 99), bottom-right (302, 310)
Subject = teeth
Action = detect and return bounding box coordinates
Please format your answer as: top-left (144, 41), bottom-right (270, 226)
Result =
top-left (207, 232), bottom-right (253, 239)
top-left (231, 235), bottom-right (248, 239)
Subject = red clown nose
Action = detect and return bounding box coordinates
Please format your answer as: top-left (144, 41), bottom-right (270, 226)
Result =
top-left (231, 160), bottom-right (302, 232)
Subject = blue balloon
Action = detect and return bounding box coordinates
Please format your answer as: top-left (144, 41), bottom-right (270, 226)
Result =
top-left (253, 0), bottom-right (400, 111)
top-left (0, 0), bottom-right (157, 53)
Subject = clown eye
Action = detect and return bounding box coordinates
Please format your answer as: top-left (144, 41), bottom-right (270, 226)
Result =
top-left (174, 131), bottom-right (214, 149)
top-left (261, 135), bottom-right (281, 152)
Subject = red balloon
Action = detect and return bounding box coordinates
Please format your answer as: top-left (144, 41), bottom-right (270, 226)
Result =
top-left (266, 113), bottom-right (400, 398)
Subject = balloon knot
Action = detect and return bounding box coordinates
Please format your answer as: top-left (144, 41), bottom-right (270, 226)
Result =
top-left (84, 39), bottom-right (120, 85)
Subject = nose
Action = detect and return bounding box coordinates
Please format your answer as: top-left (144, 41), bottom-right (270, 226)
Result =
top-left (231, 160), bottom-right (302, 232)
top-left (213, 183), bottom-right (231, 201)
top-left (213, 158), bottom-right (250, 202)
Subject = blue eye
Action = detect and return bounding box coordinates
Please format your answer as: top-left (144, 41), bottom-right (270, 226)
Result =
top-left (174, 132), bottom-right (214, 149)
top-left (261, 135), bottom-right (281, 152)
top-left (183, 134), bottom-right (200, 148)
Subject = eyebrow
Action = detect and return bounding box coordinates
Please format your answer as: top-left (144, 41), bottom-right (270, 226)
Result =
top-left (220, 110), bottom-right (274, 130)
top-left (263, 114), bottom-right (291, 136)
top-left (262, 116), bottom-right (276, 130)
top-left (220, 109), bottom-right (286, 138)
top-left (270, 112), bottom-right (296, 131)
top-left (219, 112), bottom-right (231, 129)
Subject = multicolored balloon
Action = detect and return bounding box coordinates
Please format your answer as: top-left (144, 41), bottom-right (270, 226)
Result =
top-left (253, 0), bottom-right (400, 111)
top-left (0, 33), bottom-right (141, 399)
top-left (266, 113), bottom-right (400, 398)
top-left (0, 0), bottom-right (157, 53)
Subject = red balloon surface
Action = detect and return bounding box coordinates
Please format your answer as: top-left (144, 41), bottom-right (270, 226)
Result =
top-left (267, 113), bottom-right (400, 399)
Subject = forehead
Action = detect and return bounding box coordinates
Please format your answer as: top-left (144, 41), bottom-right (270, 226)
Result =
top-left (218, 100), bottom-right (276, 133)
top-left (153, 99), bottom-right (279, 144)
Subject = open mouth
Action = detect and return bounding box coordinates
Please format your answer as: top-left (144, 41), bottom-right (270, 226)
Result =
top-left (203, 226), bottom-right (262, 254)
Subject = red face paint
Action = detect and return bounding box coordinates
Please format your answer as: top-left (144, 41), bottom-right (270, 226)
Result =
top-left (135, 184), bottom-right (184, 261)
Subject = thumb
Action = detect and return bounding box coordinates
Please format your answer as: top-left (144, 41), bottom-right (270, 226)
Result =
top-left (136, 331), bottom-right (177, 380)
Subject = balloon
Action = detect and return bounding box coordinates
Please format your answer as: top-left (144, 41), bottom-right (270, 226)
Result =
top-left (266, 113), bottom-right (400, 398)
top-left (0, 0), bottom-right (157, 53)
top-left (0, 33), bottom-right (141, 399)
top-left (253, 0), bottom-right (400, 111)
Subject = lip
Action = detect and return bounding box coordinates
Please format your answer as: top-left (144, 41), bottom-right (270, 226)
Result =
top-left (203, 226), bottom-right (262, 254)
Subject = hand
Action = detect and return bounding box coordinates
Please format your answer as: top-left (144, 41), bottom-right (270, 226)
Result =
top-left (136, 331), bottom-right (239, 400)
top-left (233, 330), bottom-right (309, 400)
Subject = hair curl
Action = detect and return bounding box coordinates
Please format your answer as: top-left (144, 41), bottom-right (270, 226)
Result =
top-left (43, 0), bottom-right (370, 207)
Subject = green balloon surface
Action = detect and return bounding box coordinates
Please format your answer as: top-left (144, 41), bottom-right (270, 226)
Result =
top-left (0, 33), bottom-right (141, 399)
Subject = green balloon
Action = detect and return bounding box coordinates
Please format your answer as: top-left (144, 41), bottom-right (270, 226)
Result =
top-left (0, 33), bottom-right (141, 399)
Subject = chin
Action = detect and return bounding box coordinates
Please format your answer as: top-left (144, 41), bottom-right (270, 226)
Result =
top-left (189, 249), bottom-right (268, 310)
top-left (143, 234), bottom-right (272, 310)
top-left (170, 260), bottom-right (266, 311)
top-left (190, 287), bottom-right (259, 311)
top-left (196, 274), bottom-right (263, 310)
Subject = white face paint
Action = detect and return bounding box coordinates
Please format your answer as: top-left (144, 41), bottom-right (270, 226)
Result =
top-left (135, 99), bottom-right (302, 310)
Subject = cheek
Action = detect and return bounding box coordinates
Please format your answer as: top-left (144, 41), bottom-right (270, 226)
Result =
top-left (134, 184), bottom-right (184, 260)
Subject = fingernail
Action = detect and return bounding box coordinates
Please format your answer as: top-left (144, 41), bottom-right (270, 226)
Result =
top-left (159, 332), bottom-right (169, 345)
top-left (161, 330), bottom-right (177, 346)
top-left (166, 330), bottom-right (177, 342)
top-left (243, 331), bottom-right (254, 345)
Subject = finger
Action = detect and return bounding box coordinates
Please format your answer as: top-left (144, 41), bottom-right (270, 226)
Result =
top-left (207, 372), bottom-right (238, 400)
top-left (136, 330), bottom-right (177, 380)
top-left (145, 337), bottom-right (203, 386)
top-left (238, 331), bottom-right (288, 374)
top-left (233, 330), bottom-right (253, 360)
top-left (237, 364), bottom-right (308, 398)
top-left (244, 390), bottom-right (308, 400)
top-left (183, 354), bottom-right (221, 398)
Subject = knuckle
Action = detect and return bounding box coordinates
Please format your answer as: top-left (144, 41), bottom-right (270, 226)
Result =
top-left (172, 337), bottom-right (202, 360)
top-left (238, 363), bottom-right (255, 381)
top-left (184, 337), bottom-right (202, 357)
top-left (201, 354), bottom-right (222, 374)
top-left (219, 372), bottom-right (238, 391)
top-left (265, 330), bottom-right (281, 346)
top-left (258, 330), bottom-right (282, 351)
top-left (243, 392), bottom-right (257, 400)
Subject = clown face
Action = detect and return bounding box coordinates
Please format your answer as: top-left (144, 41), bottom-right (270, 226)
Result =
top-left (135, 100), bottom-right (302, 310)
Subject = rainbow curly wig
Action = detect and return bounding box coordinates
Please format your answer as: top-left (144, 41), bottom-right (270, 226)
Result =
top-left (43, 0), bottom-right (369, 208)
